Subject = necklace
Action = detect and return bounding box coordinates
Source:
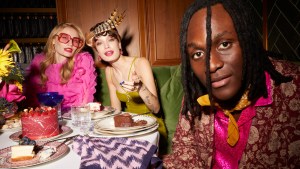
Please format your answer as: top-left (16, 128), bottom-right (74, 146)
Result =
top-left (112, 68), bottom-right (132, 102)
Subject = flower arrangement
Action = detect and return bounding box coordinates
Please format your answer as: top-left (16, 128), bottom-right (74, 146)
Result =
top-left (0, 40), bottom-right (23, 90)
top-left (0, 40), bottom-right (25, 118)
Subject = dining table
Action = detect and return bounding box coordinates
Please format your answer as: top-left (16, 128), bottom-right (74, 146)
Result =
top-left (0, 118), bottom-right (160, 169)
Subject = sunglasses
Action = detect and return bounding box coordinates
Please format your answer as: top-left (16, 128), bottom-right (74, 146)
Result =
top-left (55, 33), bottom-right (83, 48)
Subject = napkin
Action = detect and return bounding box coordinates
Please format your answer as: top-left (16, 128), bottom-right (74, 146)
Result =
top-left (72, 135), bottom-right (162, 169)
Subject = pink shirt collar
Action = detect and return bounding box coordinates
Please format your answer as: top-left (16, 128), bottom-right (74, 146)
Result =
top-left (213, 72), bottom-right (272, 169)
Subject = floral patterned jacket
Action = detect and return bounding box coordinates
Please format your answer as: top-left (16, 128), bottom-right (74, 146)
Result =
top-left (163, 60), bottom-right (300, 169)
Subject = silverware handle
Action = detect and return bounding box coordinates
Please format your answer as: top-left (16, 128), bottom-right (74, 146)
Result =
top-left (132, 112), bottom-right (151, 117)
top-left (42, 134), bottom-right (79, 146)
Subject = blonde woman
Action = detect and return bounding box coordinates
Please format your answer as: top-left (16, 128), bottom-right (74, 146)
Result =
top-left (24, 23), bottom-right (96, 113)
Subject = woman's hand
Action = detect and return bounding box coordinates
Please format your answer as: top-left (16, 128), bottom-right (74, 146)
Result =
top-left (120, 71), bottom-right (142, 91)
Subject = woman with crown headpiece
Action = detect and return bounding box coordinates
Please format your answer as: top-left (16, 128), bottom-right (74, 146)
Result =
top-left (86, 9), bottom-right (167, 146)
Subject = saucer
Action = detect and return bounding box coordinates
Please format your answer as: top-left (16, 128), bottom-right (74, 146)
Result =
top-left (9, 126), bottom-right (72, 142)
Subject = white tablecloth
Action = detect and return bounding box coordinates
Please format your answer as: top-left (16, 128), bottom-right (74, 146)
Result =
top-left (0, 119), bottom-right (160, 169)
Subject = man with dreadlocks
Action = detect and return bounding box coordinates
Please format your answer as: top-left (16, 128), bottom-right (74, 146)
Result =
top-left (163, 0), bottom-right (300, 168)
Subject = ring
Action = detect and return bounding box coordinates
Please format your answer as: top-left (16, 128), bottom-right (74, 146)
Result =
top-left (120, 81), bottom-right (125, 85)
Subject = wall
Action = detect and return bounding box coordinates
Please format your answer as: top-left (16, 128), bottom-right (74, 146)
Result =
top-left (56, 0), bottom-right (300, 65)
top-left (267, 0), bottom-right (300, 61)
top-left (56, 0), bottom-right (193, 66)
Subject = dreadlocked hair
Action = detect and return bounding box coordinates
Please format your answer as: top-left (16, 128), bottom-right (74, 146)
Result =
top-left (180, 0), bottom-right (292, 118)
top-left (180, 0), bottom-right (218, 119)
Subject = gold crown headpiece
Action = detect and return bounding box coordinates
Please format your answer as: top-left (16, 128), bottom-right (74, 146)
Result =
top-left (86, 9), bottom-right (125, 46)
top-left (93, 9), bottom-right (125, 35)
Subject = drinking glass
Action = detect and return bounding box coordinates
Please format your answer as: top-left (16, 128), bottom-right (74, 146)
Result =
top-left (80, 110), bottom-right (92, 135)
top-left (71, 105), bottom-right (91, 134)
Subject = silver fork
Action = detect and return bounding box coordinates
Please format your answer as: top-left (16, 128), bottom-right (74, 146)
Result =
top-left (38, 134), bottom-right (79, 149)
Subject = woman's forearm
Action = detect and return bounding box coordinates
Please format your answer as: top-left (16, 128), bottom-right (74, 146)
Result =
top-left (138, 84), bottom-right (160, 113)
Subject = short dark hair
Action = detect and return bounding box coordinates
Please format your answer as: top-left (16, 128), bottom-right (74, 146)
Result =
top-left (93, 28), bottom-right (122, 43)
top-left (86, 22), bottom-right (122, 47)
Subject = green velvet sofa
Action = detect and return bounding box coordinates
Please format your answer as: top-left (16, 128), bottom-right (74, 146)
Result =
top-left (94, 65), bottom-right (183, 154)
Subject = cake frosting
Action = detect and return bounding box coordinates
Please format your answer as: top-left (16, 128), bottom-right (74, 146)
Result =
top-left (87, 102), bottom-right (104, 112)
top-left (21, 107), bottom-right (60, 140)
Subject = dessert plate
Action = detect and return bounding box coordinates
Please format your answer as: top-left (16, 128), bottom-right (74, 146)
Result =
top-left (9, 126), bottom-right (72, 142)
top-left (95, 122), bottom-right (158, 135)
top-left (0, 126), bottom-right (22, 133)
top-left (91, 106), bottom-right (117, 120)
top-left (0, 141), bottom-right (69, 168)
top-left (0, 117), bottom-right (22, 132)
top-left (93, 123), bottom-right (159, 137)
top-left (62, 106), bottom-right (117, 120)
top-left (94, 114), bottom-right (157, 131)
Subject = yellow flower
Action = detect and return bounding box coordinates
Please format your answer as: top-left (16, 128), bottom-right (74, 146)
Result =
top-left (6, 39), bottom-right (21, 53)
top-left (0, 40), bottom-right (23, 91)
top-left (14, 81), bottom-right (23, 92)
top-left (0, 49), bottom-right (14, 77)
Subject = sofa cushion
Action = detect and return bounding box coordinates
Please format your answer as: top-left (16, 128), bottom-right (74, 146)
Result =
top-left (94, 69), bottom-right (110, 106)
top-left (152, 66), bottom-right (183, 154)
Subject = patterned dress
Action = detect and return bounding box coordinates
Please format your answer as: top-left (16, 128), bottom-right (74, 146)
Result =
top-left (163, 59), bottom-right (300, 168)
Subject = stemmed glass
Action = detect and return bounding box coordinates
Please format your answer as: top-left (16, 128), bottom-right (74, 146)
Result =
top-left (37, 92), bottom-right (64, 121)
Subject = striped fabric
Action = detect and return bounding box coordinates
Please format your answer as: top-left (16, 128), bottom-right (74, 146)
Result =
top-left (72, 135), bottom-right (162, 169)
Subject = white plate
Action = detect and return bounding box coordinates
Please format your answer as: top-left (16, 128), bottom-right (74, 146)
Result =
top-left (0, 141), bottom-right (69, 168)
top-left (0, 117), bottom-right (22, 132)
top-left (62, 106), bottom-right (118, 120)
top-left (94, 114), bottom-right (157, 131)
top-left (91, 107), bottom-right (117, 120)
top-left (90, 109), bottom-right (121, 120)
top-left (95, 122), bottom-right (158, 135)
top-left (93, 123), bottom-right (159, 137)
top-left (0, 126), bottom-right (21, 133)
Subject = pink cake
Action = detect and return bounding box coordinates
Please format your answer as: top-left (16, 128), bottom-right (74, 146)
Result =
top-left (21, 107), bottom-right (60, 140)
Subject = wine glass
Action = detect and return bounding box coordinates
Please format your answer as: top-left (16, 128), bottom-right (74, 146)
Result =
top-left (51, 94), bottom-right (64, 121)
top-left (37, 92), bottom-right (59, 106)
top-left (37, 92), bottom-right (64, 121)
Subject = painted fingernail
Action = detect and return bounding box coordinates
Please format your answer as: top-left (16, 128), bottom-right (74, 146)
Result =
top-left (120, 81), bottom-right (124, 85)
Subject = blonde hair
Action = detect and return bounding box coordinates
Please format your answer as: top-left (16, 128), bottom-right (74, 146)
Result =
top-left (40, 22), bottom-right (85, 85)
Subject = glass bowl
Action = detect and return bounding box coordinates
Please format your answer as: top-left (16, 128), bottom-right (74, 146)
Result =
top-left (37, 92), bottom-right (64, 107)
